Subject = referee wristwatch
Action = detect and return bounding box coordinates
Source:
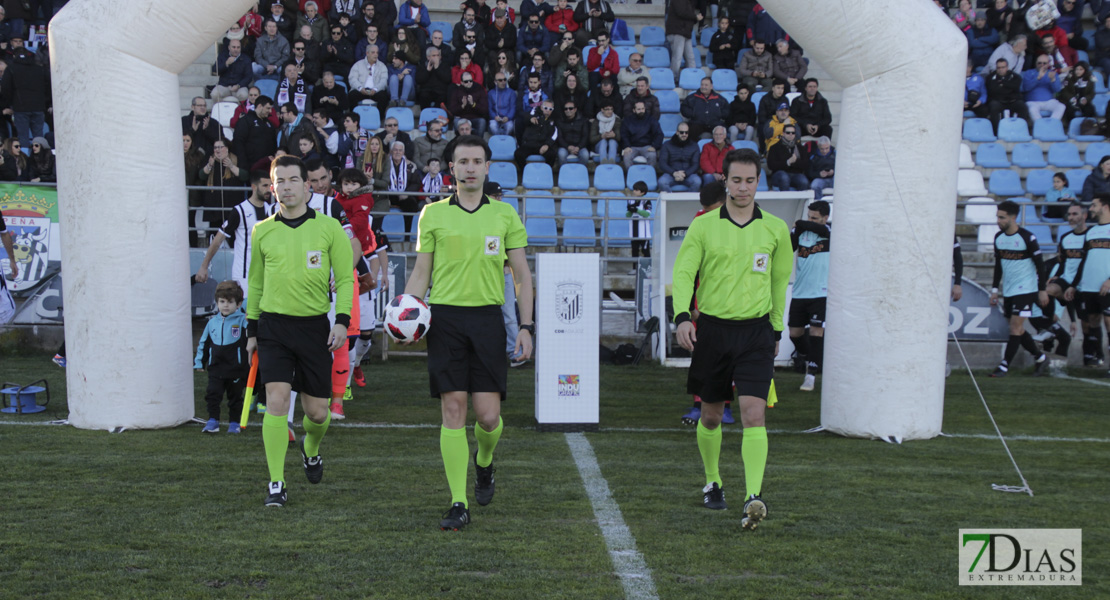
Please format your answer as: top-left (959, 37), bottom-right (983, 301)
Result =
top-left (520, 323), bottom-right (535, 335)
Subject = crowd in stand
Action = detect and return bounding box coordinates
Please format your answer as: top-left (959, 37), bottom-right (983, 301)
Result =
top-left (185, 0), bottom-right (841, 240)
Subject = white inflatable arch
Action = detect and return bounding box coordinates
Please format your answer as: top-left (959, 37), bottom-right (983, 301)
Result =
top-left (50, 0), bottom-right (255, 429)
top-left (762, 0), bottom-right (967, 440)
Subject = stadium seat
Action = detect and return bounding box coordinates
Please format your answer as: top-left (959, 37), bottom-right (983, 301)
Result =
top-left (563, 218), bottom-right (598, 247)
top-left (525, 217), bottom-right (558, 246)
top-left (560, 197), bottom-right (593, 217)
top-left (381, 211), bottom-right (406, 240)
top-left (699, 28), bottom-right (714, 48)
top-left (997, 117), bottom-right (1031, 142)
top-left (626, 165), bottom-right (657, 191)
top-left (615, 46), bottom-right (636, 64)
top-left (711, 69), bottom-right (738, 92)
top-left (644, 46), bottom-right (670, 68)
top-left (523, 163), bottom-right (554, 190)
top-left (640, 26), bottom-right (665, 47)
top-left (1018, 201), bottom-right (1043, 224)
top-left (353, 105), bottom-right (380, 130)
top-left (698, 138), bottom-right (711, 151)
top-left (1066, 168), bottom-right (1092, 190)
top-left (1086, 142), bottom-right (1110, 167)
top-left (959, 143), bottom-right (974, 168)
top-left (1096, 94), bottom-right (1110, 118)
top-left (751, 91), bottom-right (766, 109)
top-left (488, 162), bottom-right (518, 189)
top-left (1032, 118), bottom-right (1068, 142)
top-left (719, 91), bottom-right (736, 102)
top-left (957, 169), bottom-right (988, 196)
top-left (656, 90), bottom-right (681, 113)
top-left (255, 79), bottom-right (278, 100)
top-left (1068, 118), bottom-right (1103, 141)
top-left (488, 135), bottom-right (516, 161)
top-left (758, 171), bottom-right (768, 191)
top-left (988, 170), bottom-right (1024, 196)
top-left (1047, 142), bottom-right (1084, 168)
top-left (963, 198), bottom-right (996, 223)
top-left (975, 142), bottom-right (1010, 168)
top-left (1011, 143), bottom-right (1046, 168)
top-left (660, 113), bottom-right (683, 137)
top-left (732, 140), bottom-right (759, 152)
top-left (1027, 224), bottom-right (1055, 250)
top-left (386, 107), bottom-right (415, 131)
top-left (679, 68), bottom-right (705, 91)
top-left (962, 117), bottom-right (996, 142)
top-left (525, 197), bottom-right (555, 216)
top-left (593, 164), bottom-right (625, 191)
top-left (428, 21), bottom-right (452, 43)
top-left (977, 224), bottom-right (1000, 251)
top-left (418, 107), bottom-right (447, 131)
top-left (1095, 71), bottom-right (1108, 94)
top-left (649, 68), bottom-right (675, 90)
top-left (211, 101), bottom-right (238, 128)
top-left (558, 163), bottom-right (590, 191)
top-left (604, 199), bottom-right (632, 247)
top-left (1024, 170), bottom-right (1055, 196)
top-left (611, 27), bottom-right (636, 47)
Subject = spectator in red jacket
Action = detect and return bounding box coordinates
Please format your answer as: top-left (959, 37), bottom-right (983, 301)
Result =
top-left (585, 31), bottom-right (620, 89)
top-left (229, 86), bottom-right (282, 129)
top-left (699, 126), bottom-right (730, 182)
top-left (545, 0), bottom-right (578, 35)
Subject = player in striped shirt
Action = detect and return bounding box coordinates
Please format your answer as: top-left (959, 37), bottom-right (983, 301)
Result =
top-left (1065, 195), bottom-right (1110, 374)
top-left (989, 200), bottom-right (1049, 377)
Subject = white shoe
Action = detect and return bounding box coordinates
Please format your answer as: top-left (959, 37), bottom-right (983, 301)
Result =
top-left (800, 374), bottom-right (815, 392)
top-left (1032, 329), bottom-right (1055, 342)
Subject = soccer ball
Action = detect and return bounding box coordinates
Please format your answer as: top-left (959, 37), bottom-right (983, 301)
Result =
top-left (384, 294), bottom-right (432, 343)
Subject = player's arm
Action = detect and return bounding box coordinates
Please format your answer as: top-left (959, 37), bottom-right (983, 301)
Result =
top-left (953, 238), bottom-right (964, 280)
top-left (404, 252), bottom-right (433, 298)
top-left (769, 220), bottom-right (794, 340)
top-left (194, 322), bottom-right (211, 370)
top-left (195, 230), bottom-right (228, 283)
top-left (507, 247), bottom-right (534, 360)
top-left (245, 227), bottom-right (264, 355)
top-left (672, 220), bottom-right (704, 351)
top-left (1026, 231), bottom-right (1050, 306)
top-left (331, 222), bottom-right (356, 322)
top-left (990, 236), bottom-right (1002, 304)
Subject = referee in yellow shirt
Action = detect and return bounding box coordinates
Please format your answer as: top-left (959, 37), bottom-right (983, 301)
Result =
top-left (403, 135), bottom-right (534, 531)
top-left (672, 148), bottom-right (793, 530)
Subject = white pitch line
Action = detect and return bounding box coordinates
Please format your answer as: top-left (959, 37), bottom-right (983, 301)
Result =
top-left (565, 432), bottom-right (659, 600)
top-left (1053, 372), bottom-right (1110, 388)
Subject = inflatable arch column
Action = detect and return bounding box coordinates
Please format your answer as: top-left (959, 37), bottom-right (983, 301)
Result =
top-left (760, 0), bottom-right (967, 440)
top-left (50, 0), bottom-right (255, 429)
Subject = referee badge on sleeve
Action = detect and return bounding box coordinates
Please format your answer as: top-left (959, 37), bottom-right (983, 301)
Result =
top-left (307, 250), bottom-right (323, 268)
top-left (753, 253), bottom-right (769, 273)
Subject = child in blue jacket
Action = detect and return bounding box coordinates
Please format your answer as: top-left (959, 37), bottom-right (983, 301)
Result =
top-left (194, 281), bottom-right (250, 433)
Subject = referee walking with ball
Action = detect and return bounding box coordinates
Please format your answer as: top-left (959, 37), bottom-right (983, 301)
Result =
top-left (246, 155), bottom-right (355, 507)
top-left (403, 135), bottom-right (534, 531)
top-left (672, 148), bottom-right (793, 530)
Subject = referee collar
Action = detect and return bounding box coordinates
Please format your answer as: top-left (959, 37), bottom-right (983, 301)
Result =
top-left (276, 207), bottom-right (317, 227)
top-left (449, 194), bottom-right (490, 214)
top-left (720, 204), bottom-right (763, 228)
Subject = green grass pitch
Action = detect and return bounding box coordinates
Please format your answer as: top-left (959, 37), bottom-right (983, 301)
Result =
top-left (0, 351), bottom-right (1106, 599)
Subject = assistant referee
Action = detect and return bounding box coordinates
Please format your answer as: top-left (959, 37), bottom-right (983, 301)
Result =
top-left (403, 135), bottom-right (534, 531)
top-left (246, 155), bottom-right (355, 508)
top-left (672, 148), bottom-right (792, 530)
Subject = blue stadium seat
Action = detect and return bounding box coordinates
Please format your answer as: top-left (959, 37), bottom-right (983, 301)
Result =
top-left (1086, 142), bottom-right (1110, 166)
top-left (1018, 201), bottom-right (1043, 224)
top-left (255, 79), bottom-right (278, 100)
top-left (656, 90), bottom-right (681, 113)
top-left (526, 197), bottom-right (555, 216)
top-left (758, 171), bottom-right (768, 191)
top-left (988, 170), bottom-right (1024, 196)
top-left (719, 91), bottom-right (736, 102)
top-left (699, 28), bottom-right (714, 48)
top-left (604, 199), bottom-right (631, 247)
top-left (418, 107), bottom-right (447, 131)
top-left (353, 105), bottom-right (380, 130)
top-left (640, 26), bottom-right (665, 47)
top-left (386, 107), bottom-right (415, 131)
top-left (593, 164), bottom-right (626, 191)
top-left (526, 218), bottom-right (558, 246)
top-left (711, 69), bottom-right (738, 92)
top-left (488, 135), bottom-right (516, 161)
top-left (1026, 224), bottom-right (1056, 250)
top-left (615, 46), bottom-right (636, 64)
top-left (1032, 118), bottom-right (1067, 142)
top-left (626, 165), bottom-right (657, 191)
top-left (644, 47), bottom-right (670, 69)
top-left (751, 91), bottom-right (766, 109)
top-left (488, 162), bottom-right (518, 189)
top-left (1068, 118), bottom-right (1103, 141)
top-left (682, 50), bottom-right (701, 69)
top-left (563, 218), bottom-right (598, 247)
top-left (1011, 143), bottom-right (1047, 168)
top-left (523, 163), bottom-right (554, 190)
top-left (1024, 169), bottom-right (1055, 196)
top-left (1047, 142), bottom-right (1084, 168)
top-left (1066, 168), bottom-right (1092, 191)
top-left (428, 21), bottom-right (452, 44)
top-left (975, 143), bottom-right (1010, 168)
top-left (698, 138), bottom-right (711, 151)
top-left (649, 68), bottom-right (676, 90)
top-left (1095, 71), bottom-right (1108, 94)
top-left (1095, 94), bottom-right (1110, 118)
top-left (660, 113), bottom-right (683, 137)
top-left (732, 140), bottom-right (759, 152)
top-left (997, 117), bottom-right (1031, 142)
top-left (558, 163), bottom-right (590, 191)
top-left (679, 68), bottom-right (705, 91)
top-left (381, 211), bottom-right (406, 240)
top-left (560, 197), bottom-right (593, 216)
top-left (962, 117), bottom-right (996, 142)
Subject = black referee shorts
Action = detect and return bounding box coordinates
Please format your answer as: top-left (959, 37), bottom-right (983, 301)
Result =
top-left (1078, 292), bottom-right (1110, 317)
top-left (257, 312), bottom-right (333, 399)
top-left (788, 297), bottom-right (826, 328)
top-left (687, 313), bottom-right (776, 403)
top-left (1002, 293), bottom-right (1038, 319)
top-left (427, 304), bottom-right (508, 400)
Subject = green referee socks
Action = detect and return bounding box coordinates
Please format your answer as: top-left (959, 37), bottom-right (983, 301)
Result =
top-left (742, 426), bottom-right (768, 498)
top-left (302, 412), bottom-right (331, 458)
top-left (441, 426), bottom-right (470, 507)
top-left (475, 417), bottom-right (503, 468)
top-left (263, 412), bottom-right (289, 483)
top-left (697, 420), bottom-right (723, 488)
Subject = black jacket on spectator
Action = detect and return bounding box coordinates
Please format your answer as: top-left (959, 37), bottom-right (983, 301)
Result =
top-left (665, 0), bottom-right (699, 38)
top-left (519, 110), bottom-right (559, 150)
top-left (573, 0), bottom-right (615, 35)
top-left (311, 83), bottom-right (351, 114)
top-left (709, 28), bottom-right (744, 70)
top-left (756, 90), bottom-right (787, 126)
top-left (182, 114), bottom-right (222, 157)
top-left (557, 113), bottom-right (590, 149)
top-left (216, 52), bottom-right (254, 88)
top-left (728, 95), bottom-right (757, 128)
top-left (0, 151), bottom-right (29, 182)
top-left (6, 49), bottom-right (48, 113)
top-left (791, 92), bottom-right (832, 133)
top-left (587, 87), bottom-right (624, 117)
top-left (767, 141), bottom-right (808, 175)
top-left (806, 147), bottom-right (835, 181)
top-left (986, 70), bottom-right (1023, 105)
top-left (485, 23), bottom-right (518, 61)
top-left (417, 61), bottom-right (453, 107)
top-left (323, 36), bottom-right (357, 75)
top-left (681, 90), bottom-right (730, 130)
top-left (233, 112), bottom-right (278, 169)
